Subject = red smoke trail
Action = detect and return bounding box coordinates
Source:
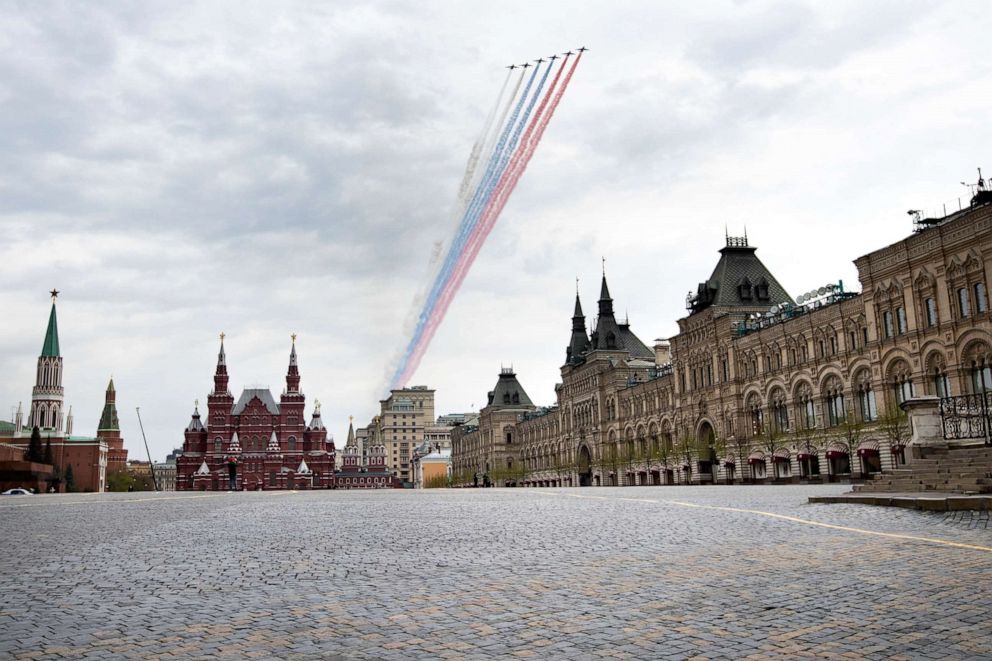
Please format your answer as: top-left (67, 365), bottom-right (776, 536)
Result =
top-left (398, 53), bottom-right (583, 385)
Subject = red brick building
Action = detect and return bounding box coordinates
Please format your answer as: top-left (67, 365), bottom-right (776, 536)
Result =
top-left (176, 336), bottom-right (336, 490)
top-left (98, 379), bottom-right (127, 475)
top-left (336, 418), bottom-right (402, 489)
top-left (0, 294), bottom-right (125, 492)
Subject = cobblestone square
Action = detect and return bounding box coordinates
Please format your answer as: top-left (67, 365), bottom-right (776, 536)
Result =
top-left (2, 485), bottom-right (992, 659)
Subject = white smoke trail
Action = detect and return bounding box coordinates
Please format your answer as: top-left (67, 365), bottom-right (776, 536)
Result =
top-left (378, 67), bottom-right (521, 396)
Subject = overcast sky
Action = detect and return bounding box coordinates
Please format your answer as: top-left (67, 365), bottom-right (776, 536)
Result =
top-left (1, 1), bottom-right (990, 461)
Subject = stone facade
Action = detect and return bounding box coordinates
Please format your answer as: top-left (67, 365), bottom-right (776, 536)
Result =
top-left (367, 386), bottom-right (435, 484)
top-left (452, 194), bottom-right (992, 488)
top-left (451, 369), bottom-right (536, 486)
top-left (176, 337), bottom-right (335, 490)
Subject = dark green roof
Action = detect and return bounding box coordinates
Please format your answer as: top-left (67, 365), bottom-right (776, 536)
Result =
top-left (41, 303), bottom-right (60, 357)
top-left (689, 241), bottom-right (793, 314)
top-left (487, 370), bottom-right (534, 409)
top-left (98, 402), bottom-right (119, 431)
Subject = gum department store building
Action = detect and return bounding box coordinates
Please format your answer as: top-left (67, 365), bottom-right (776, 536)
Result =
top-left (451, 180), bottom-right (992, 487)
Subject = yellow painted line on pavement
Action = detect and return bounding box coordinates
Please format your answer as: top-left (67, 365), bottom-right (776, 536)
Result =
top-left (543, 491), bottom-right (992, 554)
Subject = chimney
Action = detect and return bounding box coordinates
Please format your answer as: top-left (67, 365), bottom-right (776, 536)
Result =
top-left (653, 339), bottom-right (672, 366)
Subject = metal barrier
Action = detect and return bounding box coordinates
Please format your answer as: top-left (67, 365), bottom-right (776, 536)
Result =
top-left (939, 393), bottom-right (992, 444)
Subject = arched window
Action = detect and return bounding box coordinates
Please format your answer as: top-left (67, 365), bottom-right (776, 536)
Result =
top-left (823, 376), bottom-right (845, 427)
top-left (770, 389), bottom-right (789, 433)
top-left (214, 437), bottom-right (223, 453)
top-left (925, 298), bottom-right (938, 326)
top-left (966, 343), bottom-right (992, 393)
top-left (747, 393), bottom-right (762, 437)
top-left (796, 383), bottom-right (815, 429)
top-left (927, 353), bottom-right (950, 398)
top-left (756, 278), bottom-right (770, 301)
top-left (958, 288), bottom-right (971, 318)
top-left (738, 277), bottom-right (753, 301)
top-left (976, 283), bottom-right (988, 313)
top-left (855, 370), bottom-right (877, 422)
top-left (889, 360), bottom-right (915, 404)
top-left (288, 436), bottom-right (297, 452)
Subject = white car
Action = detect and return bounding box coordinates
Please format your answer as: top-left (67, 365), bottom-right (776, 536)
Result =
top-left (1, 488), bottom-right (32, 495)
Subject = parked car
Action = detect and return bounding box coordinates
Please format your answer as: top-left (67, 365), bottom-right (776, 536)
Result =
top-left (1, 488), bottom-right (33, 496)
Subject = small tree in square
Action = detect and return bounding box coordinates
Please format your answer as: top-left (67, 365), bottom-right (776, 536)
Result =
top-left (877, 402), bottom-right (911, 462)
top-left (64, 463), bottom-right (76, 493)
top-left (27, 427), bottom-right (43, 463)
top-left (675, 431), bottom-right (696, 484)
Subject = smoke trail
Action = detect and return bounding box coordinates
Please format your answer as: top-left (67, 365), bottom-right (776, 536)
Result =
top-left (456, 68), bottom-right (513, 214)
top-left (380, 68), bottom-right (524, 393)
top-left (388, 64), bottom-right (542, 389)
top-left (396, 54), bottom-right (583, 386)
top-left (396, 57), bottom-right (572, 385)
top-left (398, 61), bottom-right (552, 379)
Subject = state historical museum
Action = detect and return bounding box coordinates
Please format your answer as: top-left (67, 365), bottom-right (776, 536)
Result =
top-left (176, 336), bottom-right (335, 490)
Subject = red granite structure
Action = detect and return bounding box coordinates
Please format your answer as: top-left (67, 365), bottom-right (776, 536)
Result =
top-left (176, 336), bottom-right (336, 490)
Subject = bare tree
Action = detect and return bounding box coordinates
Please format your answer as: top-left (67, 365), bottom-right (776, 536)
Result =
top-left (551, 448), bottom-right (573, 487)
top-left (675, 430), bottom-right (696, 484)
top-left (755, 423), bottom-right (784, 480)
top-left (792, 424), bottom-right (824, 481)
top-left (877, 402), bottom-right (911, 465)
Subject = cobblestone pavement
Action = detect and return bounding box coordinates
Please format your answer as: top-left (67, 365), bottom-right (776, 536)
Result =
top-left (2, 485), bottom-right (992, 660)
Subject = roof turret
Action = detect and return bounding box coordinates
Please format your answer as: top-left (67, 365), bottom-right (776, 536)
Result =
top-left (307, 400), bottom-right (326, 432)
top-left (566, 292), bottom-right (592, 364)
top-left (486, 368), bottom-right (535, 409)
top-left (345, 416), bottom-right (356, 448)
top-left (266, 431), bottom-right (281, 453)
top-left (285, 334), bottom-right (300, 393)
top-left (598, 274), bottom-right (613, 317)
top-left (98, 377), bottom-right (120, 431)
top-left (186, 401), bottom-right (205, 433)
top-left (686, 235), bottom-right (793, 314)
top-left (41, 301), bottom-right (60, 357)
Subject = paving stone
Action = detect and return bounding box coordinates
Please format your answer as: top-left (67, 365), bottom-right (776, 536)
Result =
top-left (0, 486), bottom-right (991, 659)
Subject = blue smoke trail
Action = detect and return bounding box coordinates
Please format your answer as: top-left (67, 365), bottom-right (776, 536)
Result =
top-left (389, 60), bottom-right (554, 389)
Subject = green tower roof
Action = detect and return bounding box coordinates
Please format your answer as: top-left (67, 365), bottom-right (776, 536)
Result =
top-left (98, 400), bottom-right (119, 431)
top-left (41, 303), bottom-right (60, 357)
top-left (98, 378), bottom-right (119, 431)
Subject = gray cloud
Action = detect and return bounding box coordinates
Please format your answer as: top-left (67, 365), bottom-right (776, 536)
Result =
top-left (1, 0), bottom-right (989, 459)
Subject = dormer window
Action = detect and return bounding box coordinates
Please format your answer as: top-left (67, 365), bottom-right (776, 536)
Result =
top-left (503, 393), bottom-right (511, 404)
top-left (756, 278), bottom-right (770, 301)
top-left (512, 393), bottom-right (520, 404)
top-left (738, 277), bottom-right (753, 301)
top-left (605, 332), bottom-right (617, 349)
